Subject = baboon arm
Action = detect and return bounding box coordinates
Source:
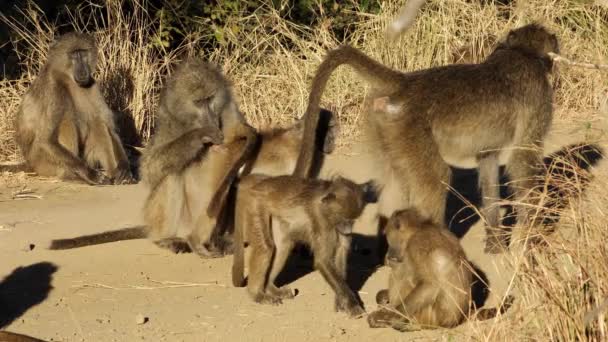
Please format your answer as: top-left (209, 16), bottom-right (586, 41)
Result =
top-left (40, 138), bottom-right (97, 184)
top-left (142, 129), bottom-right (211, 187)
top-left (207, 124), bottom-right (257, 218)
top-left (395, 281), bottom-right (438, 316)
top-left (316, 258), bottom-right (358, 304)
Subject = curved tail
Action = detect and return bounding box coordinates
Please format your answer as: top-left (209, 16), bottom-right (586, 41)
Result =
top-left (292, 45), bottom-right (404, 178)
top-left (0, 163), bottom-right (30, 173)
top-left (474, 295), bottom-right (515, 321)
top-left (49, 226), bottom-right (146, 250)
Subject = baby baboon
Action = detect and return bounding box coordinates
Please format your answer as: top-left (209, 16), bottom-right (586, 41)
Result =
top-left (231, 174), bottom-right (377, 317)
top-left (49, 111), bottom-right (338, 254)
top-left (294, 24), bottom-right (559, 253)
top-left (7, 32), bottom-right (134, 185)
top-left (367, 209), bottom-right (513, 331)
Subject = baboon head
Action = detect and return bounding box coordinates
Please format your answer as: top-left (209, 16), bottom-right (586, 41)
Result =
top-left (504, 23), bottom-right (559, 57)
top-left (384, 209), bottom-right (433, 265)
top-left (162, 58), bottom-right (235, 134)
top-left (48, 32), bottom-right (98, 88)
top-left (320, 177), bottom-right (378, 234)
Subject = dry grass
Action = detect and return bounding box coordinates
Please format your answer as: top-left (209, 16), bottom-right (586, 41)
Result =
top-left (0, 0), bottom-right (607, 340)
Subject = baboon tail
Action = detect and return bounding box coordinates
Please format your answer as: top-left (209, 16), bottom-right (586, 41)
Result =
top-left (49, 226), bottom-right (146, 250)
top-left (0, 331), bottom-right (47, 342)
top-left (292, 44), bottom-right (404, 177)
top-left (474, 295), bottom-right (515, 321)
top-left (0, 163), bottom-right (30, 173)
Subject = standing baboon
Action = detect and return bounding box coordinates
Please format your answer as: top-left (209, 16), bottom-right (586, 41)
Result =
top-left (368, 209), bottom-right (513, 331)
top-left (5, 32), bottom-right (134, 185)
top-left (294, 24), bottom-right (558, 253)
top-left (48, 110), bottom-right (338, 254)
top-left (231, 174), bottom-right (377, 317)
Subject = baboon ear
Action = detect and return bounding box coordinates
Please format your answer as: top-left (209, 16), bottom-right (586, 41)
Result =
top-left (321, 192), bottom-right (336, 204)
top-left (361, 180), bottom-right (380, 203)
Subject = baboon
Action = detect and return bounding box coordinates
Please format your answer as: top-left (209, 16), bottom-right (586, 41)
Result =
top-left (367, 209), bottom-right (513, 331)
top-left (387, 0), bottom-right (426, 39)
top-left (0, 331), bottom-right (46, 342)
top-left (293, 24), bottom-right (559, 253)
top-left (3, 32), bottom-right (134, 185)
top-left (49, 110), bottom-right (338, 254)
top-left (231, 174), bottom-right (377, 317)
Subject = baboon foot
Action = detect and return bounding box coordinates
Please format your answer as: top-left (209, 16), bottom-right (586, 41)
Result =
top-left (367, 310), bottom-right (391, 328)
top-left (269, 285), bottom-right (296, 299)
top-left (484, 235), bottom-right (510, 254)
top-left (336, 297), bottom-right (364, 318)
top-left (155, 238), bottom-right (192, 254)
top-left (375, 289), bottom-right (389, 305)
top-left (112, 167), bottom-right (136, 185)
top-left (253, 293), bottom-right (283, 305)
top-left (190, 242), bottom-right (225, 259)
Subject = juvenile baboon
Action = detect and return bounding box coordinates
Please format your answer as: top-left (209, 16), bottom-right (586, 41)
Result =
top-left (231, 174), bottom-right (377, 317)
top-left (0, 331), bottom-right (46, 342)
top-left (49, 111), bottom-right (338, 254)
top-left (294, 24), bottom-right (559, 253)
top-left (367, 209), bottom-right (513, 331)
top-left (4, 32), bottom-right (134, 185)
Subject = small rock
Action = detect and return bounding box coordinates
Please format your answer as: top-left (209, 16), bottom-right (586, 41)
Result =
top-left (135, 314), bottom-right (148, 325)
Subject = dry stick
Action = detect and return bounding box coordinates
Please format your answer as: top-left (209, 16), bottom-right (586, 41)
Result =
top-left (549, 52), bottom-right (608, 71)
top-left (72, 280), bottom-right (226, 291)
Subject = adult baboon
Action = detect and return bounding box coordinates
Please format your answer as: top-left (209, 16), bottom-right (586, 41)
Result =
top-left (367, 209), bottom-right (513, 331)
top-left (294, 24), bottom-right (558, 253)
top-left (5, 32), bottom-right (134, 185)
top-left (231, 174), bottom-right (377, 317)
top-left (49, 110), bottom-right (338, 254)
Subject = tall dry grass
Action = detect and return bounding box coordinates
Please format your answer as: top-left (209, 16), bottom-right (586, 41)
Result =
top-left (0, 0), bottom-right (607, 340)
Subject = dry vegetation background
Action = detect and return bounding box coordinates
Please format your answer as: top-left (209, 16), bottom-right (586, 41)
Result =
top-left (0, 0), bottom-right (607, 340)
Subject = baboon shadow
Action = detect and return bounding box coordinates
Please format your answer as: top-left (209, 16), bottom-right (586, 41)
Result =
top-left (102, 65), bottom-right (143, 180)
top-left (446, 143), bottom-right (603, 240)
top-left (0, 262), bottom-right (58, 328)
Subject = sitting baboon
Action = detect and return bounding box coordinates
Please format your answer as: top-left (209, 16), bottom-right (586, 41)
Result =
top-left (49, 110), bottom-right (338, 254)
top-left (231, 174), bottom-right (377, 317)
top-left (293, 24), bottom-right (559, 253)
top-left (3, 32), bottom-right (134, 185)
top-left (368, 209), bottom-right (513, 331)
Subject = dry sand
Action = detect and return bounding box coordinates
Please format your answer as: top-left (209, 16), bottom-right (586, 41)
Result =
top-left (0, 121), bottom-right (597, 341)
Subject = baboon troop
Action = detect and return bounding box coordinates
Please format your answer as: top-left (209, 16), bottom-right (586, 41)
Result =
top-left (8, 32), bottom-right (134, 185)
top-left (294, 23), bottom-right (558, 253)
top-left (367, 209), bottom-right (512, 331)
top-left (232, 175), bottom-right (377, 316)
top-left (12, 21), bottom-right (575, 336)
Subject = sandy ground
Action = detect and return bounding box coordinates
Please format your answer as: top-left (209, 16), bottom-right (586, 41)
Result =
top-left (0, 121), bottom-right (600, 342)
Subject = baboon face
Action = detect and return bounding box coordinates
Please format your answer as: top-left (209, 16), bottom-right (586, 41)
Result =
top-left (505, 23), bottom-right (559, 56)
top-left (163, 59), bottom-right (235, 133)
top-left (384, 209), bottom-right (430, 265)
top-left (49, 32), bottom-right (98, 87)
top-left (321, 177), bottom-right (378, 225)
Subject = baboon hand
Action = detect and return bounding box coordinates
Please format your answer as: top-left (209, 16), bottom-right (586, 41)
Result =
top-left (335, 296), bottom-right (365, 318)
top-left (200, 128), bottom-right (224, 146)
top-left (79, 168), bottom-right (111, 186)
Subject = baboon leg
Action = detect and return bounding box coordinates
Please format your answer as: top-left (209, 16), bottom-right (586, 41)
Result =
top-left (84, 119), bottom-right (133, 184)
top-left (396, 138), bottom-right (450, 226)
top-left (57, 116), bottom-right (79, 156)
top-left (313, 239), bottom-right (363, 317)
top-left (478, 152), bottom-right (505, 253)
top-left (266, 237), bottom-right (296, 300)
top-left (334, 234), bottom-right (352, 312)
top-left (247, 211), bottom-right (281, 305)
top-left (108, 127), bottom-right (134, 183)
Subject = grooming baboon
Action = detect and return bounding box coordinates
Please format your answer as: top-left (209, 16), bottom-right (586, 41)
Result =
top-left (294, 24), bottom-right (558, 253)
top-left (0, 331), bottom-right (46, 342)
top-left (367, 209), bottom-right (513, 331)
top-left (231, 174), bottom-right (377, 317)
top-left (3, 32), bottom-right (134, 185)
top-left (49, 110), bottom-right (338, 254)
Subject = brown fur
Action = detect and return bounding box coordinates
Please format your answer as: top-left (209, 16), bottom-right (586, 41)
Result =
top-left (367, 209), bottom-right (513, 331)
top-left (231, 174), bottom-right (376, 317)
top-left (293, 24), bottom-right (559, 253)
top-left (8, 32), bottom-right (134, 185)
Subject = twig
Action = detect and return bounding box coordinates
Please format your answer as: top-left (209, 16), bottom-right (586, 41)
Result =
top-left (549, 52), bottom-right (608, 71)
